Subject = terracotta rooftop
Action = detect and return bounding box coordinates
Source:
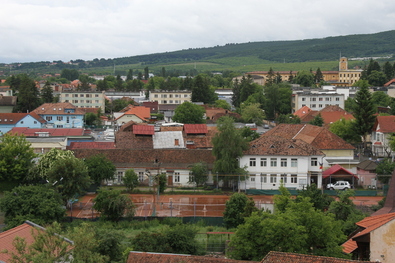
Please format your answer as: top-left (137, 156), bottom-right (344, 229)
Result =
top-left (133, 124), bottom-right (155, 135)
top-left (9, 127), bottom-right (85, 137)
top-left (127, 251), bottom-right (257, 263)
top-left (261, 251), bottom-right (374, 263)
top-left (245, 134), bottom-right (323, 156)
top-left (32, 102), bottom-right (85, 115)
top-left (294, 106), bottom-right (312, 118)
top-left (322, 164), bottom-right (356, 179)
top-left (184, 124), bottom-right (208, 134)
top-left (0, 113), bottom-right (28, 124)
top-left (265, 124), bottom-right (355, 150)
top-left (373, 115), bottom-right (395, 133)
top-left (67, 141), bottom-right (116, 150)
top-left (116, 106), bottom-right (151, 121)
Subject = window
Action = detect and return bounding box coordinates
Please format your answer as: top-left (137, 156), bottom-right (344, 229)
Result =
top-left (319, 97), bottom-right (323, 101)
top-left (281, 174), bottom-right (287, 183)
top-left (325, 97), bottom-right (331, 101)
top-left (280, 158), bottom-right (287, 167)
top-left (66, 117), bottom-right (70, 124)
top-left (291, 174), bottom-right (297, 183)
top-left (65, 100), bottom-right (69, 102)
top-left (95, 94), bottom-right (99, 97)
top-left (46, 116), bottom-right (52, 121)
top-left (95, 100), bottom-right (99, 103)
top-left (250, 176), bottom-right (255, 182)
top-left (335, 97), bottom-right (340, 101)
top-left (260, 158), bottom-right (267, 167)
top-left (261, 174), bottom-right (267, 183)
top-left (174, 172), bottom-right (180, 183)
top-left (311, 158), bottom-right (318, 166)
top-left (270, 174), bottom-right (277, 183)
top-left (291, 158), bottom-right (297, 167)
top-left (65, 94), bottom-right (69, 97)
top-left (163, 100), bottom-right (167, 104)
top-left (169, 100), bottom-right (173, 103)
top-left (311, 98), bottom-right (316, 101)
top-left (302, 98), bottom-right (306, 101)
top-left (184, 94), bottom-right (188, 98)
top-left (169, 94), bottom-right (173, 98)
top-left (319, 104), bottom-right (323, 108)
top-left (154, 94), bottom-right (158, 98)
top-left (73, 100), bottom-right (78, 104)
top-left (270, 158), bottom-right (277, 167)
top-left (57, 116), bottom-right (63, 121)
top-left (175, 94), bottom-right (179, 98)
top-left (34, 121), bottom-right (37, 124)
top-left (311, 104), bottom-right (316, 108)
top-left (86, 94), bottom-right (90, 98)
top-left (80, 94), bottom-right (84, 97)
top-left (138, 172), bottom-right (144, 182)
top-left (250, 158), bottom-right (256, 167)
top-left (117, 171), bottom-right (123, 183)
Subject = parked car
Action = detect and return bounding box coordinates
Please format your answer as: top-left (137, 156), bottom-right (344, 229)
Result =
top-left (326, 181), bottom-right (351, 190)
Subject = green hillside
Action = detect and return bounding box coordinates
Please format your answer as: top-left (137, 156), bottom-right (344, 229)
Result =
top-left (2, 30), bottom-right (395, 75)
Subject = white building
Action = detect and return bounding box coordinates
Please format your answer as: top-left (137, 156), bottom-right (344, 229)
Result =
top-left (292, 91), bottom-right (345, 113)
top-left (149, 90), bottom-right (191, 104)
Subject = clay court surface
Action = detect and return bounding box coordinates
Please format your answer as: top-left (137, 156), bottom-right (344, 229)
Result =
top-left (67, 194), bottom-right (383, 219)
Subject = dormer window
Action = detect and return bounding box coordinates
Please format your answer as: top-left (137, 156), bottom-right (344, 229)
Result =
top-left (270, 145), bottom-right (275, 148)
top-left (42, 107), bottom-right (44, 110)
top-left (53, 108), bottom-right (56, 110)
top-left (288, 145), bottom-right (294, 148)
top-left (59, 108), bottom-right (61, 110)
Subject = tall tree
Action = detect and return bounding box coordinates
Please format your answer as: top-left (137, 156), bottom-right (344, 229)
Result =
top-left (84, 154), bottom-right (116, 185)
top-left (367, 70), bottom-right (387, 86)
top-left (126, 69), bottom-right (134, 81)
top-left (0, 133), bottom-right (36, 181)
top-left (353, 80), bottom-right (376, 150)
top-left (12, 74), bottom-right (41, 113)
top-left (191, 74), bottom-right (212, 104)
top-left (93, 189), bottom-right (135, 222)
top-left (314, 67), bottom-right (324, 83)
top-left (212, 116), bottom-right (248, 176)
top-left (172, 101), bottom-right (205, 124)
top-left (329, 118), bottom-right (361, 144)
top-left (61, 68), bottom-right (79, 81)
top-left (241, 103), bottom-right (265, 125)
top-left (223, 192), bottom-right (258, 229)
top-left (294, 70), bottom-right (315, 87)
top-left (122, 168), bottom-right (139, 192)
top-left (189, 162), bottom-right (209, 187)
top-left (232, 78), bottom-right (242, 108)
top-left (265, 68), bottom-right (275, 86)
top-left (383, 61), bottom-right (394, 81)
top-left (309, 113), bottom-right (324, 126)
top-left (41, 81), bottom-right (54, 103)
top-left (115, 74), bottom-right (124, 91)
top-left (144, 66), bottom-right (149, 80)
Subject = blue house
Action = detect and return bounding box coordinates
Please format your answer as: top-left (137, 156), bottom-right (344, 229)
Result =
top-left (0, 112), bottom-right (45, 135)
top-left (32, 102), bottom-right (85, 128)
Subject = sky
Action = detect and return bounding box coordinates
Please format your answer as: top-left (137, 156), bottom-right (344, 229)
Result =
top-left (1, 0), bottom-right (395, 64)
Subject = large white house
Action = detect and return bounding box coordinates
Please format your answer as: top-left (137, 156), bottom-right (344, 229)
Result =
top-left (240, 134), bottom-right (324, 190)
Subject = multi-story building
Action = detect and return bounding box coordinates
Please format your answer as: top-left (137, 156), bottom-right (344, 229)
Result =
top-left (59, 91), bottom-right (105, 112)
top-left (32, 102), bottom-right (85, 128)
top-left (338, 57), bottom-right (363, 86)
top-left (292, 91), bottom-right (345, 112)
top-left (149, 90), bottom-right (191, 104)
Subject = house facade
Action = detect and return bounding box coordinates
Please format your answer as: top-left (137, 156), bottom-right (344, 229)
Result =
top-left (371, 115), bottom-right (395, 158)
top-left (240, 134), bottom-right (324, 190)
top-left (292, 91), bottom-right (345, 113)
top-left (59, 91), bottom-right (105, 112)
top-left (0, 112), bottom-right (45, 135)
top-left (149, 90), bottom-right (191, 104)
top-left (32, 102), bottom-right (85, 128)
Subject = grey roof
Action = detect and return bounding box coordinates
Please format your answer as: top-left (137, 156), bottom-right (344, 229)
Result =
top-left (153, 131), bottom-right (185, 149)
top-left (326, 158), bottom-right (360, 164)
top-left (0, 96), bottom-right (17, 106)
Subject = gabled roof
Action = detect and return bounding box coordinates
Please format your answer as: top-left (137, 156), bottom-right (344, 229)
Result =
top-left (322, 164), bottom-right (355, 178)
top-left (32, 102), bottom-right (85, 115)
top-left (67, 141), bottom-right (116, 150)
top-left (0, 113), bottom-right (28, 124)
top-left (28, 112), bottom-right (47, 124)
top-left (9, 127), bottom-right (85, 136)
top-left (294, 106), bottom-right (312, 118)
top-left (133, 125), bottom-right (155, 135)
top-left (245, 134), bottom-right (323, 156)
top-left (261, 251), bottom-right (374, 263)
top-left (116, 106), bottom-right (151, 121)
top-left (373, 115), bottom-right (395, 133)
top-left (356, 160), bottom-right (377, 171)
top-left (127, 251), bottom-right (257, 263)
top-left (184, 124), bottom-right (208, 134)
top-left (384, 78), bottom-right (395, 87)
top-left (265, 124), bottom-right (355, 150)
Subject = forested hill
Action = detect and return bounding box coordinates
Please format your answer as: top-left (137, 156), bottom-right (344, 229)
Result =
top-left (6, 30), bottom-right (395, 72)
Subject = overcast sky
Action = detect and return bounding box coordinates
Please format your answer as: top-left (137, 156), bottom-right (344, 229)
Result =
top-left (1, 0), bottom-right (394, 63)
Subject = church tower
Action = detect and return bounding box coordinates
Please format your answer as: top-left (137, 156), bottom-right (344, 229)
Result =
top-left (339, 57), bottom-right (348, 71)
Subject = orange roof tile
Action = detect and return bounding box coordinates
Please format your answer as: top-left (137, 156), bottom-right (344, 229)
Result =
top-left (0, 113), bottom-right (27, 124)
top-left (67, 142), bottom-right (116, 150)
top-left (133, 125), bottom-right (155, 135)
top-left (294, 106), bottom-right (313, 118)
top-left (32, 102), bottom-right (85, 115)
top-left (184, 124), bottom-right (208, 134)
top-left (8, 127), bottom-right (85, 136)
top-left (261, 251), bottom-right (374, 263)
top-left (373, 115), bottom-right (395, 133)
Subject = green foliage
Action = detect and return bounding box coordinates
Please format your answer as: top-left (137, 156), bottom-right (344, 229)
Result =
top-left (93, 188), bottom-right (135, 222)
top-left (12, 74), bottom-right (41, 113)
top-left (95, 228), bottom-right (125, 262)
top-left (131, 224), bottom-right (204, 255)
top-left (157, 172), bottom-right (167, 194)
top-left (84, 154), bottom-right (116, 185)
top-left (239, 126), bottom-right (260, 142)
top-left (212, 116), bottom-right (249, 175)
top-left (122, 168), bottom-right (139, 192)
top-left (276, 113), bottom-right (301, 124)
top-left (0, 133), bottom-right (36, 181)
top-left (264, 84), bottom-right (292, 119)
top-left (223, 193), bottom-right (258, 229)
top-left (327, 190), bottom-right (366, 236)
top-left (214, 99), bottom-right (231, 110)
top-left (329, 118), bottom-right (361, 144)
top-left (371, 90), bottom-right (391, 108)
top-left (40, 81), bottom-right (54, 103)
top-left (84, 112), bottom-right (100, 126)
top-left (47, 156), bottom-right (91, 203)
top-left (309, 113), bottom-right (324, 127)
top-left (172, 101), bottom-right (206, 124)
top-left (240, 103), bottom-right (265, 125)
top-left (296, 184), bottom-right (334, 211)
top-left (367, 70), bottom-right (387, 86)
top-left (376, 158), bottom-right (395, 184)
top-left (0, 185), bottom-right (65, 229)
top-left (189, 162), bottom-right (209, 187)
top-left (192, 74), bottom-right (216, 104)
top-left (294, 70), bottom-right (315, 87)
top-left (61, 68), bottom-right (79, 81)
top-left (110, 99), bottom-right (131, 112)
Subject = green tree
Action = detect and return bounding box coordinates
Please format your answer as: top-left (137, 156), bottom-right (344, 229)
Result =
top-left (84, 154), bottom-right (116, 185)
top-left (111, 99), bottom-right (130, 112)
top-left (12, 74), bottom-right (41, 113)
top-left (223, 192), bottom-right (258, 229)
top-left (371, 90), bottom-right (391, 108)
top-left (383, 61), bottom-right (394, 81)
top-left (61, 68), bottom-right (79, 81)
top-left (0, 185), bottom-right (65, 229)
top-left (93, 188), bottom-right (135, 222)
top-left (40, 81), bottom-right (54, 103)
top-left (314, 67), bottom-right (324, 83)
top-left (344, 97), bottom-right (357, 112)
top-left (191, 74), bottom-right (216, 104)
top-left (115, 74), bottom-right (124, 91)
top-left (294, 70), bottom-right (315, 87)
top-left (78, 74), bottom-right (92, 91)
top-left (0, 133), bottom-right (36, 181)
top-left (309, 113), bottom-right (324, 126)
top-left (157, 172), bottom-right (167, 194)
top-left (265, 68), bottom-right (275, 86)
top-left (126, 69), bottom-right (134, 81)
top-left (47, 156), bottom-right (91, 203)
top-left (84, 112), bottom-right (100, 126)
top-left (214, 99), bottom-right (231, 110)
top-left (240, 103), bottom-right (265, 125)
top-left (296, 184), bottom-right (334, 211)
top-left (353, 81), bottom-right (376, 150)
top-left (368, 70), bottom-right (387, 86)
top-left (276, 113), bottom-right (301, 124)
top-left (144, 66), bottom-right (149, 80)
top-left (189, 162), bottom-right (209, 187)
top-left (329, 118), bottom-right (361, 144)
top-left (122, 168), bottom-right (139, 192)
top-left (376, 158), bottom-right (395, 184)
top-left (172, 101), bottom-right (205, 124)
top-left (239, 126), bottom-right (260, 142)
top-left (212, 116), bottom-right (249, 176)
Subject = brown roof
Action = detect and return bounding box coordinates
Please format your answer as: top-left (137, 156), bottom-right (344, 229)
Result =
top-left (245, 135), bottom-right (323, 156)
top-left (356, 160), bottom-right (377, 171)
top-left (184, 124), bottom-right (208, 134)
top-left (265, 124), bottom-right (355, 150)
top-left (9, 127), bottom-right (85, 137)
top-left (261, 251), bottom-right (374, 263)
top-left (67, 142), bottom-right (116, 150)
top-left (373, 115), bottom-right (395, 133)
top-left (133, 125), bottom-right (155, 135)
top-left (0, 95), bottom-right (17, 106)
top-left (127, 251), bottom-right (256, 263)
top-left (0, 113), bottom-right (28, 124)
top-left (32, 102), bottom-right (85, 115)
top-left (294, 106), bottom-right (312, 118)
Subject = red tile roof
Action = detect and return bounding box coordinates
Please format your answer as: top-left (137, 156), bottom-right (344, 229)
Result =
top-left (133, 125), bottom-right (155, 135)
top-left (373, 115), bottom-right (395, 133)
top-left (0, 113), bottom-right (27, 124)
top-left (8, 127), bottom-right (85, 136)
top-left (127, 251), bottom-right (257, 263)
top-left (322, 164), bottom-right (356, 178)
top-left (261, 251), bottom-right (374, 263)
top-left (32, 102), bottom-right (85, 115)
top-left (116, 106), bottom-right (151, 121)
top-left (384, 78), bottom-right (395, 87)
top-left (294, 106), bottom-right (312, 118)
top-left (184, 124), bottom-right (208, 134)
top-left (67, 142), bottom-right (116, 150)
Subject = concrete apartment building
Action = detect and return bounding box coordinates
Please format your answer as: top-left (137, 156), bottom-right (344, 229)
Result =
top-left (149, 90), bottom-right (191, 104)
top-left (292, 91), bottom-right (345, 113)
top-left (59, 91), bottom-right (105, 112)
